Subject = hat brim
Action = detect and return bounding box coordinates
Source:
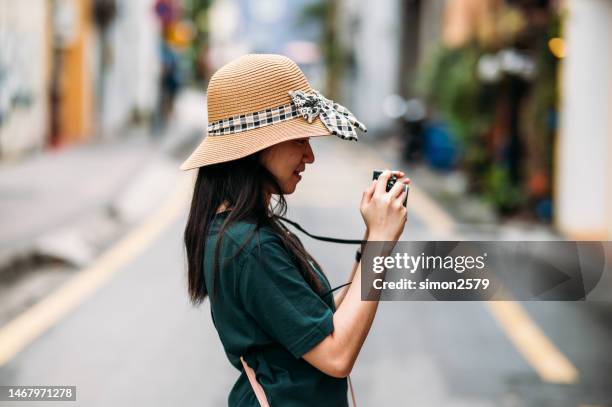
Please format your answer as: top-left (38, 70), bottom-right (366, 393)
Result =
top-left (180, 117), bottom-right (332, 170)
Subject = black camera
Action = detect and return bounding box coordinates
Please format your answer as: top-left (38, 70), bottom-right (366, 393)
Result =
top-left (372, 170), bottom-right (409, 207)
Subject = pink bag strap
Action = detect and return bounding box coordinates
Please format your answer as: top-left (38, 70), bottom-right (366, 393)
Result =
top-left (240, 356), bottom-right (357, 407)
top-left (241, 357), bottom-right (270, 407)
top-left (348, 375), bottom-right (357, 407)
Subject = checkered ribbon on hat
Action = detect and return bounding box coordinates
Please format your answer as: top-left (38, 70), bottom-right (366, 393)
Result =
top-left (289, 90), bottom-right (366, 140)
top-left (207, 89), bottom-right (367, 140)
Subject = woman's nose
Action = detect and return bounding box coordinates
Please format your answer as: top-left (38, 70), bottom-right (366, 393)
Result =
top-left (303, 141), bottom-right (315, 164)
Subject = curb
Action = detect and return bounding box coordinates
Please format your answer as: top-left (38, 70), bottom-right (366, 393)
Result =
top-left (0, 122), bottom-right (201, 276)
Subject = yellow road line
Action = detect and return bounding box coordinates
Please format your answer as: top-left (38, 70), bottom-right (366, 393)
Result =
top-left (411, 187), bottom-right (579, 384)
top-left (487, 301), bottom-right (579, 384)
top-left (407, 185), bottom-right (456, 236)
top-left (410, 185), bottom-right (579, 384)
top-left (0, 176), bottom-right (192, 366)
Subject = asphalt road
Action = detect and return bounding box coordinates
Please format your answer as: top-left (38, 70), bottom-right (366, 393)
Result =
top-left (1, 137), bottom-right (611, 406)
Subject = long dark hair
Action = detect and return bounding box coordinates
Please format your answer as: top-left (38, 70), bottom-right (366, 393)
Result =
top-left (184, 152), bottom-right (324, 306)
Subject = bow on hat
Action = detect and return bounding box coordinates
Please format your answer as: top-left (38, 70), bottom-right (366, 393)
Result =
top-left (289, 90), bottom-right (367, 141)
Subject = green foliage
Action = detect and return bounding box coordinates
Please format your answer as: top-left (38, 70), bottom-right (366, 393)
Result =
top-left (483, 165), bottom-right (526, 212)
top-left (418, 44), bottom-right (495, 172)
top-left (417, 44), bottom-right (527, 213)
top-left (184, 0), bottom-right (213, 83)
top-left (300, 1), bottom-right (328, 22)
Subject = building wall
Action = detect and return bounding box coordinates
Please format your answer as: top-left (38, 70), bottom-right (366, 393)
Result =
top-left (99, 0), bottom-right (161, 133)
top-left (0, 0), bottom-right (51, 158)
top-left (59, 0), bottom-right (95, 143)
top-left (208, 0), bottom-right (324, 86)
top-left (556, 0), bottom-right (612, 239)
top-left (0, 0), bottom-right (162, 159)
top-left (340, 0), bottom-right (402, 135)
top-left (208, 0), bottom-right (257, 69)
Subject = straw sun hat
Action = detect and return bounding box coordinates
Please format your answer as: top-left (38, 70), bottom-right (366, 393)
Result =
top-left (180, 54), bottom-right (367, 170)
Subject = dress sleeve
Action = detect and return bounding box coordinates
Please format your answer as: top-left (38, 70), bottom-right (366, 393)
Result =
top-left (238, 237), bottom-right (334, 358)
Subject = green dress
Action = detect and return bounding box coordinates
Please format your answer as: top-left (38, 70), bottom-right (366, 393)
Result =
top-left (203, 212), bottom-right (348, 406)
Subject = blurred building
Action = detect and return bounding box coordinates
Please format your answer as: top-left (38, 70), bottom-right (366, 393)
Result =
top-left (434, 0), bottom-right (612, 239)
top-left (0, 0), bottom-right (52, 157)
top-left (357, 0), bottom-right (612, 239)
top-left (207, 0), bottom-right (324, 87)
top-left (99, 0), bottom-right (160, 133)
top-left (337, 0), bottom-right (402, 135)
top-left (336, 0), bottom-right (446, 135)
top-left (0, 0), bottom-right (161, 161)
top-left (53, 0), bottom-right (95, 145)
top-left (556, 0), bottom-right (612, 240)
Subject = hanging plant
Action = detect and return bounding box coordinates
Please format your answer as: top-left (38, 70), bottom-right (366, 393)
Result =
top-left (417, 43), bottom-right (497, 180)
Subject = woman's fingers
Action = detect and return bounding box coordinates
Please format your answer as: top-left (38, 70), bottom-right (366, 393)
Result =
top-left (366, 179), bottom-right (376, 199)
top-left (374, 170), bottom-right (392, 196)
top-left (397, 187), bottom-right (409, 211)
top-left (389, 177), bottom-right (410, 197)
top-left (362, 180), bottom-right (376, 205)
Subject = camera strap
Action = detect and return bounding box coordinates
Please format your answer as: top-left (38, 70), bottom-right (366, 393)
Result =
top-left (277, 216), bottom-right (364, 297)
top-left (277, 216), bottom-right (365, 245)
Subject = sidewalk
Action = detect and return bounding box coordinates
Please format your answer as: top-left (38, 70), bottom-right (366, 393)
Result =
top-left (0, 89), bottom-right (205, 273)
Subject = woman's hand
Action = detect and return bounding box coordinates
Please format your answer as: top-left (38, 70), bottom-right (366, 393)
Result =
top-left (360, 169), bottom-right (409, 242)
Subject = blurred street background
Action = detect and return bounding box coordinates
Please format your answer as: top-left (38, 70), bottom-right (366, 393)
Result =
top-left (1, 0), bottom-right (611, 405)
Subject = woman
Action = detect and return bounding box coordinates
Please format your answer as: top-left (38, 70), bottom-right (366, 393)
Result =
top-left (181, 54), bottom-right (409, 406)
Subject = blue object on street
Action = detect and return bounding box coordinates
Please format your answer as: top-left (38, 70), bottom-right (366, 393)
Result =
top-left (424, 122), bottom-right (460, 170)
top-left (535, 198), bottom-right (553, 222)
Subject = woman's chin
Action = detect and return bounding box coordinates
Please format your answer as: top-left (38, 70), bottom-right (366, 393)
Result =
top-left (283, 185), bottom-right (297, 194)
